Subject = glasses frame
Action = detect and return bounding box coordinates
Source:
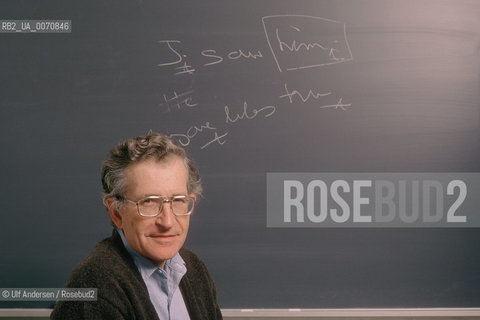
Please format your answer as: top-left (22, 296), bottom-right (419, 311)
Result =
top-left (124, 195), bottom-right (195, 217)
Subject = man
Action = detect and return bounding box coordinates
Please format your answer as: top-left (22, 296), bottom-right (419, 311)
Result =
top-left (51, 132), bottom-right (222, 319)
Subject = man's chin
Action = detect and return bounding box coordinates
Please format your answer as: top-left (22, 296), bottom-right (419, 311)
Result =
top-left (145, 249), bottom-right (179, 266)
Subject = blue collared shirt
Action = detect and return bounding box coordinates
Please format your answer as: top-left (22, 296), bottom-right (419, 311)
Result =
top-left (118, 229), bottom-right (190, 320)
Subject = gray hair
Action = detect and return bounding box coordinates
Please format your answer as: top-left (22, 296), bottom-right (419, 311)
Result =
top-left (101, 132), bottom-right (202, 208)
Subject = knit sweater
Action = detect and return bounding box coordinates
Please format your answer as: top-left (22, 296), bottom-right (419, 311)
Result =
top-left (50, 230), bottom-right (222, 320)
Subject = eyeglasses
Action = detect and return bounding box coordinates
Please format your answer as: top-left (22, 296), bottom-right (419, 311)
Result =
top-left (124, 195), bottom-right (195, 217)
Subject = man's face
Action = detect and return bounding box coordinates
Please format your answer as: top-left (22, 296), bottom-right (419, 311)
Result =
top-left (109, 155), bottom-right (193, 267)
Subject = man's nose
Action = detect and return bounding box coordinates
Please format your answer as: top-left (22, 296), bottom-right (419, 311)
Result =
top-left (155, 202), bottom-right (175, 228)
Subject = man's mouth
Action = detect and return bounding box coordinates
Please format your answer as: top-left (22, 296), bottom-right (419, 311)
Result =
top-left (148, 234), bottom-right (177, 239)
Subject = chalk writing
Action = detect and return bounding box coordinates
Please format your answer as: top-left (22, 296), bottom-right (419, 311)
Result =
top-left (276, 27), bottom-right (327, 52)
top-left (262, 15), bottom-right (353, 72)
top-left (279, 83), bottom-right (351, 110)
top-left (157, 40), bottom-right (184, 67)
top-left (320, 98), bottom-right (352, 111)
top-left (157, 40), bottom-right (263, 74)
top-left (225, 101), bottom-right (276, 123)
top-left (175, 62), bottom-right (196, 75)
top-left (279, 83), bottom-right (331, 103)
top-left (201, 50), bottom-right (223, 67)
top-left (157, 40), bottom-right (196, 76)
top-left (159, 90), bottom-right (198, 113)
top-left (156, 13), bottom-right (354, 150)
top-left (201, 131), bottom-right (229, 149)
top-left (201, 49), bottom-right (263, 67)
top-left (328, 44), bottom-right (343, 61)
top-left (169, 121), bottom-right (229, 149)
top-left (169, 121), bottom-right (217, 147)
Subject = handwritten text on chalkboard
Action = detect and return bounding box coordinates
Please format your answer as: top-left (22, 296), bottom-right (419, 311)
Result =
top-left (157, 15), bottom-right (353, 150)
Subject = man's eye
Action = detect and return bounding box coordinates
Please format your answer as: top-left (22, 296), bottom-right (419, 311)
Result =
top-left (142, 199), bottom-right (157, 205)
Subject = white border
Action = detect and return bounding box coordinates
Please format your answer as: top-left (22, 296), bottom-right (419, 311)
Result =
top-left (0, 309), bottom-right (52, 317)
top-left (222, 308), bottom-right (480, 317)
top-left (1, 308), bottom-right (480, 317)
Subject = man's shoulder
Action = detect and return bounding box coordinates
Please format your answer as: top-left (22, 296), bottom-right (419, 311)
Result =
top-left (52, 232), bottom-right (156, 320)
top-left (65, 232), bottom-right (141, 288)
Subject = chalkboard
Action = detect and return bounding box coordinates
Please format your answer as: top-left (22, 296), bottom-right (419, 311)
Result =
top-left (1, 0), bottom-right (480, 309)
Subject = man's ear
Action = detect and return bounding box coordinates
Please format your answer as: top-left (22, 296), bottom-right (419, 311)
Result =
top-left (105, 197), bottom-right (123, 229)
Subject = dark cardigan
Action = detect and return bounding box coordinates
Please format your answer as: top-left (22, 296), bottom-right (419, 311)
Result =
top-left (50, 230), bottom-right (222, 320)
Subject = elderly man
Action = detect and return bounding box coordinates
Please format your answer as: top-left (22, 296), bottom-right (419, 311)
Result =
top-left (51, 132), bottom-right (222, 319)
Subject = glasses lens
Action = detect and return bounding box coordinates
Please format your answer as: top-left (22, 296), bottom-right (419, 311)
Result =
top-left (172, 196), bottom-right (194, 216)
top-left (138, 197), bottom-right (162, 216)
